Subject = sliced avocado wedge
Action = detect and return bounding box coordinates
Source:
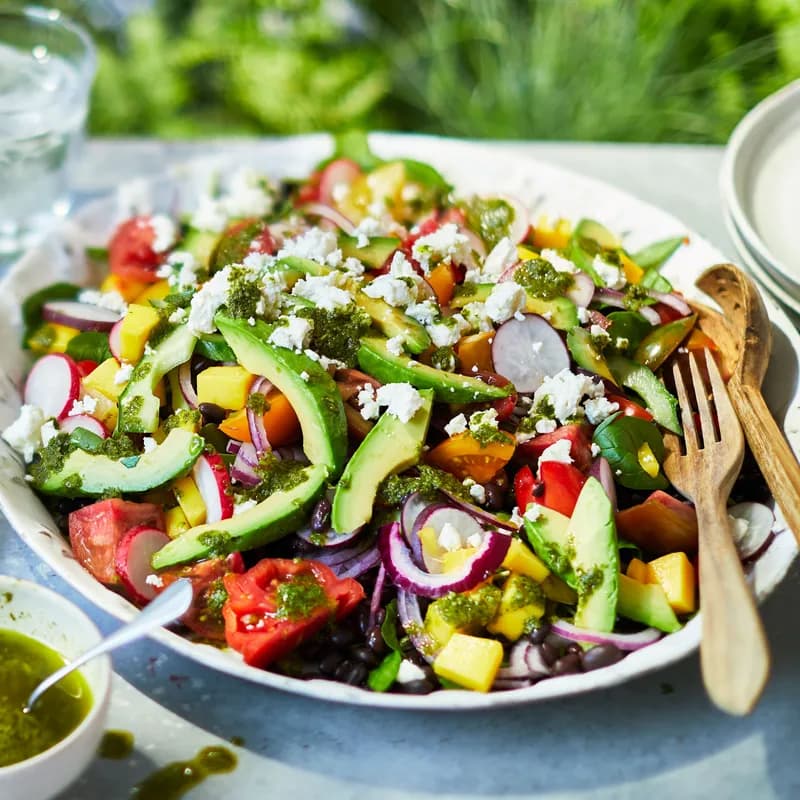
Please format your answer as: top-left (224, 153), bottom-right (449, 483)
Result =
top-left (339, 235), bottom-right (400, 269)
top-left (524, 506), bottom-right (575, 585)
top-left (567, 327), bottom-right (616, 384)
top-left (34, 428), bottom-right (204, 497)
top-left (572, 218), bottom-right (620, 251)
top-left (450, 283), bottom-right (578, 330)
top-left (617, 573), bottom-right (681, 633)
top-left (181, 228), bottom-right (219, 270)
top-left (332, 389), bottom-right (433, 533)
top-left (357, 336), bottom-right (513, 403)
top-left (354, 292), bottom-right (431, 354)
top-left (118, 325), bottom-right (197, 433)
top-left (606, 353), bottom-right (681, 434)
top-left (151, 463), bottom-right (328, 569)
top-left (216, 314), bottom-right (348, 479)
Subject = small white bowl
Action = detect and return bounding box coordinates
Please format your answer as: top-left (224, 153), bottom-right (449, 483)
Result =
top-left (0, 576), bottom-right (111, 800)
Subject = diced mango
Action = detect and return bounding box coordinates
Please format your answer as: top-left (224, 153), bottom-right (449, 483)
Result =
top-left (82, 388), bottom-right (118, 429)
top-left (83, 357), bottom-right (125, 401)
top-left (119, 304), bottom-right (161, 362)
top-left (646, 552), bottom-right (696, 614)
top-left (196, 366), bottom-right (254, 411)
top-left (134, 280), bottom-right (170, 304)
top-left (433, 633), bottom-right (504, 692)
top-left (531, 217), bottom-right (571, 250)
top-left (502, 538), bottom-right (550, 583)
top-left (441, 546), bottom-right (478, 574)
top-left (173, 475), bottom-right (206, 527)
top-left (101, 273), bottom-right (149, 302)
top-left (456, 331), bottom-right (494, 374)
top-left (487, 574), bottom-right (546, 641)
top-left (620, 251), bottom-right (644, 284)
top-left (27, 323), bottom-right (80, 354)
top-left (417, 526), bottom-right (444, 572)
top-left (165, 505), bottom-right (191, 538)
top-left (424, 602), bottom-right (459, 651)
top-left (626, 557), bottom-right (649, 584)
top-left (516, 245), bottom-right (538, 260)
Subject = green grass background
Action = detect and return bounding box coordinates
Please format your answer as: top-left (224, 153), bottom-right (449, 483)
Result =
top-left (25, 0), bottom-right (800, 141)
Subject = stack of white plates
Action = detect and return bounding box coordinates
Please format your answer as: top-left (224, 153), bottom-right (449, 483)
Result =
top-left (721, 79), bottom-right (800, 319)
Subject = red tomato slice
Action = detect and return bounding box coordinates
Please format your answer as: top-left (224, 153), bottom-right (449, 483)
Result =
top-left (514, 465), bottom-right (536, 511)
top-left (516, 424), bottom-right (594, 473)
top-left (532, 461), bottom-right (587, 517)
top-left (653, 302), bottom-right (684, 324)
top-left (605, 393), bottom-right (653, 422)
top-left (223, 559), bottom-right (364, 668)
top-left (75, 360), bottom-right (98, 378)
top-left (471, 371), bottom-right (518, 422)
top-left (108, 216), bottom-right (165, 283)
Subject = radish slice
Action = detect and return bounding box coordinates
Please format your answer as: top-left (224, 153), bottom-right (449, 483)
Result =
top-left (58, 414), bottom-right (108, 439)
top-left (728, 502), bottom-right (775, 560)
top-left (589, 456), bottom-right (617, 510)
top-left (378, 521), bottom-right (510, 598)
top-left (499, 194), bottom-right (530, 243)
top-left (593, 289), bottom-right (661, 326)
top-left (551, 619), bottom-right (661, 651)
top-left (396, 589), bottom-right (437, 663)
top-left (23, 353), bottom-right (80, 421)
top-left (301, 202), bottom-right (356, 235)
top-left (114, 525), bottom-right (171, 605)
top-left (492, 314), bottom-right (570, 393)
top-left (192, 453), bottom-right (234, 523)
top-left (108, 319), bottom-right (124, 361)
top-left (178, 361), bottom-right (198, 409)
top-left (42, 300), bottom-right (122, 332)
top-left (566, 271), bottom-right (595, 309)
top-left (318, 158), bottom-right (362, 205)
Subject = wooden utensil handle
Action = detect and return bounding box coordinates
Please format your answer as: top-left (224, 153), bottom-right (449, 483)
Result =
top-left (731, 382), bottom-right (800, 547)
top-left (696, 494), bottom-right (770, 715)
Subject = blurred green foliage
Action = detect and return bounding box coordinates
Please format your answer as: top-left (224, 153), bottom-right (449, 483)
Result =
top-left (18, 0), bottom-right (800, 141)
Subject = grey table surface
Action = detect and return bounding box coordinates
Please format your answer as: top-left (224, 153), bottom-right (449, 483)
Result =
top-left (2, 138), bottom-right (798, 800)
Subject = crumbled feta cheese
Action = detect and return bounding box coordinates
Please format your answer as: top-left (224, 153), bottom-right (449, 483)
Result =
top-left (191, 195), bottom-right (228, 233)
top-left (292, 272), bottom-right (352, 310)
top-left (590, 324), bottom-right (610, 341)
top-left (444, 413), bottom-right (468, 437)
top-left (234, 498), bottom-right (258, 515)
top-left (460, 301), bottom-right (494, 333)
top-left (363, 274), bottom-right (416, 308)
top-left (524, 504), bottom-right (542, 522)
top-left (469, 483), bottom-right (487, 505)
top-left (484, 281), bottom-right (527, 324)
top-left (68, 396), bottom-right (98, 417)
top-left (438, 522), bottom-right (463, 552)
top-left (593, 255), bottom-right (626, 289)
top-left (466, 532), bottom-right (484, 548)
top-left (352, 216), bottom-right (383, 248)
top-left (241, 251), bottom-right (277, 273)
top-left (142, 437), bottom-right (157, 454)
top-left (577, 306), bottom-right (590, 324)
top-left (114, 363), bottom-right (134, 384)
top-left (481, 236), bottom-right (518, 280)
top-left (300, 371), bottom-right (310, 382)
top-left (78, 289), bottom-right (128, 315)
top-left (149, 214), bottom-right (177, 253)
top-left (509, 506), bottom-right (525, 528)
top-left (341, 256), bottom-right (365, 276)
top-left (591, 442), bottom-right (601, 457)
top-left (247, 316), bottom-right (256, 326)
top-left (540, 248), bottom-right (578, 274)
top-left (412, 223), bottom-right (470, 273)
top-left (357, 384), bottom-right (380, 420)
top-left (396, 659), bottom-right (427, 684)
top-left (386, 336), bottom-right (405, 357)
top-left (3, 404), bottom-right (46, 462)
top-left (278, 228), bottom-right (343, 268)
top-left (405, 299), bottom-right (439, 327)
top-left (538, 438), bottom-right (574, 466)
top-left (168, 307), bottom-right (188, 324)
top-left (331, 182), bottom-right (350, 204)
top-left (145, 574), bottom-right (164, 588)
top-left (163, 250), bottom-right (199, 290)
top-left (583, 396), bottom-right (620, 425)
top-left (427, 314), bottom-right (469, 348)
top-left (188, 267), bottom-right (232, 334)
top-left (269, 316), bottom-right (313, 352)
top-left (615, 336), bottom-right (630, 350)
top-left (533, 369), bottom-right (605, 424)
top-left (375, 383), bottom-right (424, 423)
top-left (469, 408), bottom-right (499, 433)
top-left (223, 167), bottom-right (275, 219)
top-left (535, 418), bottom-right (558, 434)
top-left (39, 420), bottom-right (58, 447)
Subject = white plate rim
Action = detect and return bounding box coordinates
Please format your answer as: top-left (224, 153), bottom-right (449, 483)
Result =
top-left (0, 132), bottom-right (798, 710)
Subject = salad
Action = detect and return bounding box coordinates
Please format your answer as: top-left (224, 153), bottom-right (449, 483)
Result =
top-left (3, 136), bottom-right (774, 696)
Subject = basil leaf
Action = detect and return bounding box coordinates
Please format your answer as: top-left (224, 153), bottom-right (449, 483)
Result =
top-left (69, 427), bottom-right (104, 453)
top-left (630, 236), bottom-right (684, 271)
top-left (367, 650), bottom-right (402, 692)
top-left (381, 598), bottom-right (402, 652)
top-left (195, 334), bottom-right (236, 363)
top-left (66, 332), bottom-right (112, 363)
top-left (22, 282), bottom-right (81, 347)
top-left (606, 311), bottom-right (652, 353)
top-left (593, 413), bottom-right (669, 490)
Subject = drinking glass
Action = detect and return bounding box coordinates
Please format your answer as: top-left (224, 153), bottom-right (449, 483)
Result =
top-left (0, 6), bottom-right (96, 254)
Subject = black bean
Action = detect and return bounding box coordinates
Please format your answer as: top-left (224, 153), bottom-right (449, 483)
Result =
top-left (199, 402), bottom-right (226, 424)
top-left (540, 640), bottom-right (560, 666)
top-left (581, 644), bottom-right (624, 672)
top-left (483, 483), bottom-right (505, 510)
top-left (565, 642), bottom-right (583, 656)
top-left (366, 626), bottom-right (387, 655)
top-left (319, 651), bottom-right (345, 676)
top-left (356, 605), bottom-right (371, 634)
top-left (330, 627), bottom-right (356, 648)
top-left (552, 653), bottom-right (582, 676)
top-left (405, 648), bottom-right (429, 667)
top-left (399, 679), bottom-right (434, 695)
top-left (298, 639), bottom-right (324, 659)
top-left (296, 663), bottom-right (323, 679)
top-left (374, 607), bottom-right (386, 625)
top-left (310, 497), bottom-right (331, 532)
top-left (528, 623), bottom-right (551, 644)
top-left (545, 632), bottom-right (571, 651)
top-left (350, 645), bottom-right (380, 668)
top-left (344, 662), bottom-right (368, 686)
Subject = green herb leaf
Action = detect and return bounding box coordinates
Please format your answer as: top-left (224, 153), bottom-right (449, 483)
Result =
top-left (381, 599), bottom-right (402, 652)
top-left (630, 237), bottom-right (684, 271)
top-left (85, 246), bottom-right (109, 263)
top-left (66, 332), bottom-right (112, 363)
top-left (195, 334), bottom-right (236, 363)
top-left (367, 649), bottom-right (402, 692)
top-left (593, 413), bottom-right (669, 490)
top-left (606, 311), bottom-right (652, 353)
top-left (22, 283), bottom-right (81, 347)
top-left (331, 130), bottom-right (383, 171)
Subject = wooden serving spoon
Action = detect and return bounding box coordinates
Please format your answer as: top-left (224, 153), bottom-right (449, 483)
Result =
top-left (694, 263), bottom-right (800, 547)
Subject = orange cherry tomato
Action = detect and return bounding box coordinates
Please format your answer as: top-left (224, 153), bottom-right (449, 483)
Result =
top-left (426, 431), bottom-right (515, 483)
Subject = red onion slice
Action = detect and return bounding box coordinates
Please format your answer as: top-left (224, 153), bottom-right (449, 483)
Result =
top-left (305, 536), bottom-right (374, 568)
top-left (295, 523), bottom-right (362, 548)
top-left (439, 489), bottom-right (517, 532)
top-left (410, 505), bottom-right (485, 573)
top-left (226, 440), bottom-right (242, 455)
top-left (378, 522), bottom-right (511, 598)
top-left (42, 300), bottom-right (122, 332)
top-left (588, 456), bottom-right (617, 511)
top-left (230, 448), bottom-right (261, 486)
top-left (551, 619), bottom-right (661, 651)
top-left (301, 202), bottom-right (356, 235)
top-left (592, 289), bottom-right (661, 326)
top-left (397, 589), bottom-right (436, 663)
top-left (368, 563), bottom-right (386, 631)
top-left (646, 289), bottom-right (692, 317)
top-left (178, 361), bottom-right (198, 409)
top-left (318, 158), bottom-right (362, 205)
top-left (335, 546), bottom-right (381, 579)
top-left (247, 376), bottom-right (272, 456)
top-left (401, 491), bottom-right (432, 561)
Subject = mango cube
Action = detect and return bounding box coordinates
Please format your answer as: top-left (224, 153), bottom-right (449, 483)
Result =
top-left (487, 574), bottom-right (546, 641)
top-left (626, 557), bottom-right (649, 584)
top-left (27, 323), bottom-right (79, 354)
top-left (196, 366), bottom-right (254, 411)
top-left (173, 475), bottom-right (206, 527)
top-left (83, 357), bottom-right (125, 401)
top-left (646, 552), bottom-right (696, 614)
top-left (134, 280), bottom-right (170, 304)
top-left (433, 633), bottom-right (504, 692)
top-left (119, 304), bottom-right (161, 362)
top-left (165, 505), bottom-right (191, 538)
top-left (441, 546), bottom-right (478, 574)
top-left (82, 388), bottom-right (117, 429)
top-left (101, 273), bottom-right (148, 302)
top-left (424, 602), bottom-right (459, 651)
top-left (502, 538), bottom-right (550, 582)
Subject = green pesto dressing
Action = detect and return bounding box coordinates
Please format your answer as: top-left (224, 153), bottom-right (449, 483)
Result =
top-left (130, 746), bottom-right (237, 800)
top-left (297, 303), bottom-right (371, 367)
top-left (436, 585), bottom-right (501, 629)
top-left (276, 572), bottom-right (329, 620)
top-left (463, 197), bottom-right (515, 250)
top-left (98, 729), bottom-right (135, 759)
top-left (238, 454), bottom-right (308, 503)
top-left (377, 464), bottom-right (472, 505)
top-left (0, 629), bottom-right (92, 767)
top-left (514, 258), bottom-right (574, 299)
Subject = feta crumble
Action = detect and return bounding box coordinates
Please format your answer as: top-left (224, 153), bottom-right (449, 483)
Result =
top-left (278, 228), bottom-right (343, 268)
top-left (77, 289), bottom-right (128, 316)
top-left (540, 248), bottom-right (578, 274)
top-left (68, 396), bottom-right (98, 417)
top-left (427, 314), bottom-right (469, 347)
top-left (533, 369), bottom-right (605, 424)
top-left (386, 336), bottom-right (405, 357)
top-left (375, 383), bottom-right (425, 423)
top-left (149, 214), bottom-right (177, 253)
top-left (292, 273), bottom-right (352, 310)
top-left (188, 267), bottom-right (232, 334)
top-left (583, 396), bottom-right (620, 425)
top-left (145, 574), bottom-right (164, 588)
top-left (39, 420), bottom-right (58, 447)
top-left (444, 413), bottom-right (468, 437)
top-left (466, 532), bottom-right (484, 548)
top-left (411, 223), bottom-right (470, 273)
top-left (481, 237), bottom-right (518, 280)
top-left (142, 437), bottom-right (157, 454)
top-left (396, 659), bottom-right (427, 684)
top-left (538, 438), bottom-right (573, 466)
top-left (269, 316), bottom-right (313, 351)
top-left (114, 363), bottom-right (134, 384)
top-left (405, 299), bottom-right (440, 327)
top-left (593, 255), bottom-right (626, 289)
top-left (469, 483), bottom-right (487, 505)
top-left (484, 281), bottom-right (526, 324)
top-left (438, 522), bottom-right (463, 552)
top-left (3, 404), bottom-right (46, 462)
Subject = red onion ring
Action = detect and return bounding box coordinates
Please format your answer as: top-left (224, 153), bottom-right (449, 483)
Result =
top-left (335, 546), bottom-right (381, 579)
top-left (178, 362), bottom-right (198, 409)
top-left (301, 202), bottom-right (356, 235)
top-left (396, 589), bottom-right (436, 663)
top-left (592, 288), bottom-right (661, 326)
top-left (368, 563), bottom-right (386, 631)
top-left (646, 289), bottom-right (692, 316)
top-left (588, 456), bottom-right (617, 511)
top-left (247, 376), bottom-right (272, 456)
top-left (550, 619), bottom-right (661, 651)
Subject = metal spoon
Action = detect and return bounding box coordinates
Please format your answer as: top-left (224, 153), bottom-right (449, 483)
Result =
top-left (24, 578), bottom-right (194, 713)
top-left (694, 262), bottom-right (800, 547)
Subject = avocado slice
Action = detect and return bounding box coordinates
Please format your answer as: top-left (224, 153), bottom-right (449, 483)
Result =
top-left (566, 327), bottom-right (616, 384)
top-left (450, 283), bottom-right (578, 330)
top-left (331, 389), bottom-right (433, 533)
top-left (606, 353), bottom-right (681, 434)
top-left (181, 228), bottom-right (219, 270)
top-left (216, 314), bottom-right (348, 479)
top-left (354, 292), bottom-right (431, 354)
top-left (151, 463), bottom-right (328, 569)
top-left (118, 325), bottom-right (197, 433)
top-left (617, 573), bottom-right (681, 633)
top-left (34, 428), bottom-right (204, 497)
top-left (357, 336), bottom-right (513, 403)
top-left (524, 506), bottom-right (575, 584)
top-left (339, 235), bottom-right (400, 269)
top-left (572, 218), bottom-right (620, 251)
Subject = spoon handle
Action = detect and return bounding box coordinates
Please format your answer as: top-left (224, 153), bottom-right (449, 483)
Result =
top-left (26, 578), bottom-right (194, 711)
top-left (730, 381), bottom-right (800, 547)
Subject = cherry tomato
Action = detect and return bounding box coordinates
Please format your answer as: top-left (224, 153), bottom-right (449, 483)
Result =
top-left (426, 430), bottom-right (516, 483)
top-left (605, 393), bottom-right (654, 422)
top-left (222, 559), bottom-right (364, 668)
top-left (516, 424), bottom-right (594, 473)
top-left (471, 371), bottom-right (518, 422)
top-left (108, 216), bottom-right (164, 283)
top-left (532, 461), bottom-right (587, 517)
top-left (75, 360), bottom-right (98, 378)
top-left (513, 465), bottom-right (537, 511)
top-left (653, 302), bottom-right (684, 325)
